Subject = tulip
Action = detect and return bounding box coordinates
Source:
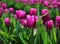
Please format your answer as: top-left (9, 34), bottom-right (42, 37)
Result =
top-left (18, 10), bottom-right (26, 19)
top-left (57, 2), bottom-right (60, 7)
top-left (4, 18), bottom-right (10, 27)
top-left (56, 16), bottom-right (60, 28)
top-left (27, 15), bottom-right (35, 28)
top-left (2, 3), bottom-right (7, 10)
top-left (46, 20), bottom-right (54, 30)
top-left (9, 8), bottom-right (14, 13)
top-left (48, 5), bottom-right (53, 9)
top-left (0, 8), bottom-right (2, 17)
top-left (52, 1), bottom-right (57, 8)
top-left (42, 9), bottom-right (51, 24)
top-left (20, 19), bottom-right (27, 27)
top-left (14, 15), bottom-right (18, 20)
top-left (30, 8), bottom-right (37, 15)
top-left (30, 0), bottom-right (35, 4)
top-left (4, 9), bottom-right (8, 14)
top-left (40, 0), bottom-right (44, 4)
top-left (43, 1), bottom-right (49, 7)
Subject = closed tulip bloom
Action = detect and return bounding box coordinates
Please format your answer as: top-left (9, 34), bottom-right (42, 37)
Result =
top-left (42, 9), bottom-right (51, 24)
top-left (46, 20), bottom-right (54, 30)
top-left (4, 18), bottom-right (10, 27)
top-left (0, 8), bottom-right (2, 17)
top-left (20, 19), bottom-right (27, 27)
top-left (2, 3), bottom-right (7, 10)
top-left (27, 15), bottom-right (35, 28)
top-left (52, 1), bottom-right (57, 8)
top-left (56, 16), bottom-right (60, 28)
top-left (14, 15), bottom-right (18, 20)
top-left (4, 9), bottom-right (8, 14)
top-left (43, 1), bottom-right (49, 7)
top-left (48, 5), bottom-right (53, 9)
top-left (30, 8), bottom-right (37, 15)
top-left (57, 2), bottom-right (60, 7)
top-left (30, 0), bottom-right (35, 4)
top-left (35, 16), bottom-right (38, 22)
top-left (9, 8), bottom-right (14, 13)
top-left (18, 10), bottom-right (26, 19)
top-left (34, 0), bottom-right (39, 4)
top-left (40, 0), bottom-right (44, 4)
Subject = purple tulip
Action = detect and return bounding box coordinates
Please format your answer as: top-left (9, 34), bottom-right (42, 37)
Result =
top-left (27, 15), bottom-right (35, 28)
top-left (0, 8), bottom-right (2, 17)
top-left (40, 0), bottom-right (44, 4)
top-left (30, 8), bottom-right (37, 15)
top-left (35, 16), bottom-right (38, 22)
top-left (4, 9), bottom-right (8, 14)
top-left (16, 10), bottom-right (26, 19)
top-left (20, 19), bottom-right (27, 27)
top-left (57, 2), bottom-right (60, 7)
top-left (48, 5), bottom-right (53, 9)
top-left (30, 0), bottom-right (35, 4)
top-left (14, 15), bottom-right (18, 20)
top-left (18, 10), bottom-right (26, 19)
top-left (34, 0), bottom-right (39, 4)
top-left (43, 1), bottom-right (49, 7)
top-left (56, 16), bottom-right (60, 28)
top-left (9, 8), bottom-right (14, 13)
top-left (2, 3), bottom-right (7, 10)
top-left (4, 18), bottom-right (10, 27)
top-left (46, 20), bottom-right (54, 30)
top-left (42, 9), bottom-right (51, 24)
top-left (52, 1), bottom-right (57, 8)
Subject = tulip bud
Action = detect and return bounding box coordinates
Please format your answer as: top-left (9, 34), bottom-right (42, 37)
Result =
top-left (57, 2), bottom-right (60, 7)
top-left (20, 19), bottom-right (27, 27)
top-left (4, 9), bottom-right (8, 14)
top-left (27, 15), bottom-right (36, 28)
top-left (9, 8), bottom-right (14, 13)
top-left (2, 3), bottom-right (7, 10)
top-left (30, 0), bottom-right (35, 4)
top-left (30, 8), bottom-right (37, 15)
top-left (43, 1), bottom-right (49, 7)
top-left (14, 15), bottom-right (18, 20)
top-left (40, 0), bottom-right (44, 4)
top-left (18, 10), bottom-right (26, 19)
top-left (0, 8), bottom-right (2, 17)
top-left (48, 5), bottom-right (53, 9)
top-left (56, 16), bottom-right (60, 28)
top-left (42, 9), bottom-right (51, 24)
top-left (52, 1), bottom-right (57, 8)
top-left (4, 18), bottom-right (10, 27)
top-left (46, 20), bottom-right (54, 30)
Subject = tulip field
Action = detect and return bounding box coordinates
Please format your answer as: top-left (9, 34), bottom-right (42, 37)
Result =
top-left (0, 0), bottom-right (60, 44)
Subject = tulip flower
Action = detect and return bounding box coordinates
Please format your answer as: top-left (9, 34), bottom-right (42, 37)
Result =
top-left (9, 8), bottom-right (14, 13)
top-left (56, 16), bottom-right (60, 28)
top-left (46, 20), bottom-right (54, 30)
top-left (2, 3), bottom-right (7, 10)
top-left (43, 1), bottom-right (49, 7)
top-left (4, 18), bottom-right (10, 27)
top-left (27, 15), bottom-right (34, 28)
top-left (20, 19), bottom-right (27, 27)
top-left (42, 9), bottom-right (51, 24)
top-left (30, 8), bottom-right (37, 15)
top-left (16, 10), bottom-right (26, 19)
top-left (4, 9), bottom-right (8, 14)
top-left (57, 2), bottom-right (60, 7)
top-left (0, 8), bottom-right (2, 17)
top-left (18, 10), bottom-right (26, 19)
top-left (52, 1), bottom-right (57, 8)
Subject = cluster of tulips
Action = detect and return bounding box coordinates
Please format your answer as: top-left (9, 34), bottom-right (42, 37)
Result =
top-left (0, 3), bottom-right (60, 30)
